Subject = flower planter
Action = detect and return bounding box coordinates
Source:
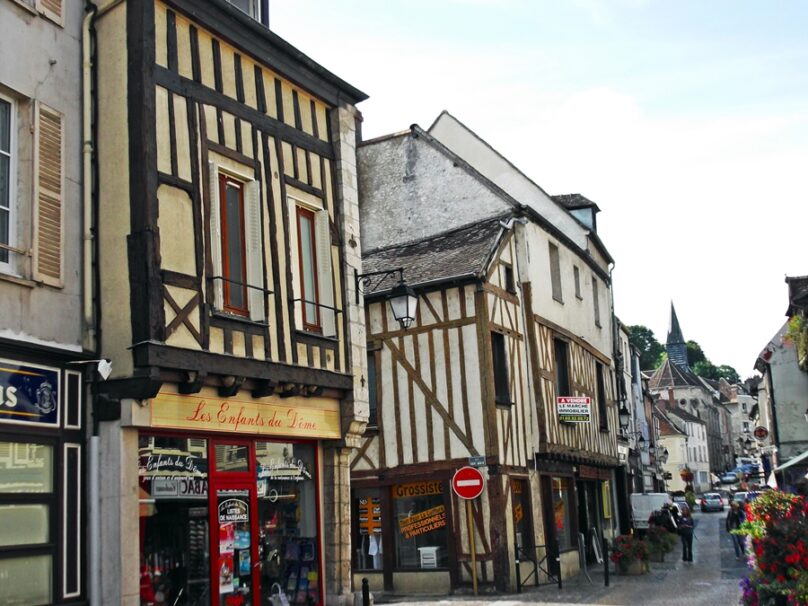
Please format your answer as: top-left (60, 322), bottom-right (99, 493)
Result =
top-left (648, 551), bottom-right (665, 563)
top-left (618, 559), bottom-right (646, 575)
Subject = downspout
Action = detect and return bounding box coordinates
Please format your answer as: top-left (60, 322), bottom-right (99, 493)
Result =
top-left (82, 3), bottom-right (99, 604)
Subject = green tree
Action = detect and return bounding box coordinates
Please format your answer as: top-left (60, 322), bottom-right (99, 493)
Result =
top-left (715, 365), bottom-right (740, 384)
top-left (687, 339), bottom-right (741, 384)
top-left (627, 325), bottom-right (665, 370)
top-left (686, 340), bottom-right (708, 367)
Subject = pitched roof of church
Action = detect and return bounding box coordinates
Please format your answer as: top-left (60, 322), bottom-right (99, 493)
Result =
top-left (667, 303), bottom-right (685, 346)
top-left (648, 358), bottom-right (703, 390)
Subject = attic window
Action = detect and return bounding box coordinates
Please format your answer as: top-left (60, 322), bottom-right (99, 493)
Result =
top-left (224, 0), bottom-right (269, 26)
top-left (503, 264), bottom-right (516, 294)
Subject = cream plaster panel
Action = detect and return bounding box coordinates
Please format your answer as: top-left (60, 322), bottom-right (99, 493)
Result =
top-left (157, 185), bottom-right (196, 275)
top-left (463, 323), bottom-right (486, 452)
top-left (173, 95), bottom-right (192, 181)
top-left (209, 326), bottom-right (225, 355)
top-left (297, 343), bottom-right (308, 366)
top-left (219, 45), bottom-right (237, 100)
top-left (310, 346), bottom-right (321, 369)
top-left (155, 86), bottom-right (171, 174)
top-left (446, 289), bottom-right (462, 321)
top-left (281, 142), bottom-right (294, 176)
top-left (413, 334), bottom-right (429, 463)
top-left (197, 30), bottom-right (215, 90)
top-left (232, 330), bottom-right (246, 357)
top-left (315, 105), bottom-right (328, 142)
top-left (296, 147), bottom-right (308, 182)
top-left (310, 154), bottom-right (322, 189)
top-left (165, 284), bottom-right (196, 310)
top-left (380, 347), bottom-right (398, 468)
top-left (240, 120), bottom-right (253, 159)
top-left (154, 5), bottom-right (167, 68)
top-left (263, 73), bottom-right (277, 119)
top-left (175, 16), bottom-right (193, 80)
top-left (241, 58), bottom-right (257, 110)
top-left (251, 335), bottom-right (264, 360)
top-left (298, 93), bottom-right (314, 136)
top-left (164, 301), bottom-right (200, 351)
top-left (323, 160), bottom-right (334, 217)
top-left (203, 104), bottom-right (218, 144)
top-left (97, 5), bottom-right (133, 377)
top-left (280, 81), bottom-right (295, 128)
top-left (222, 112), bottom-right (237, 149)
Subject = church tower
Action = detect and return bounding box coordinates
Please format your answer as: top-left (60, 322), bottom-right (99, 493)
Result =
top-left (667, 303), bottom-right (689, 368)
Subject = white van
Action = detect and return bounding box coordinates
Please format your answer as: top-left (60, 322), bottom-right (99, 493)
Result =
top-left (630, 493), bottom-right (671, 530)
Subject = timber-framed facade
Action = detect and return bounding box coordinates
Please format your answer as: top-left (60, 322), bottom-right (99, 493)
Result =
top-left (91, 1), bottom-right (368, 604)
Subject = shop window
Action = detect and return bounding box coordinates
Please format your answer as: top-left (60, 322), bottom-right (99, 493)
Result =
top-left (553, 338), bottom-right (570, 398)
top-left (138, 435), bottom-right (211, 606)
top-left (392, 481), bottom-right (448, 569)
top-left (492, 331), bottom-right (511, 405)
top-left (255, 442), bottom-right (319, 606)
top-left (208, 163), bottom-right (264, 322)
top-left (550, 477), bottom-right (574, 550)
top-left (214, 443), bottom-right (250, 473)
top-left (0, 440), bottom-right (54, 605)
top-left (592, 276), bottom-right (601, 327)
top-left (353, 488), bottom-right (383, 571)
top-left (511, 479), bottom-right (532, 550)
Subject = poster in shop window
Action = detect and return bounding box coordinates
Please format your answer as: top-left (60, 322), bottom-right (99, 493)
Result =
top-left (557, 396), bottom-right (591, 423)
top-left (0, 358), bottom-right (60, 427)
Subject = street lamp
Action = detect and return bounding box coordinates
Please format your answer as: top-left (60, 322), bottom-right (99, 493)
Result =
top-left (618, 403), bottom-right (631, 430)
top-left (355, 268), bottom-right (418, 330)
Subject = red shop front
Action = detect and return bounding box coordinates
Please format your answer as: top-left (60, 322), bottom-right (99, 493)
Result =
top-left (137, 388), bottom-right (339, 606)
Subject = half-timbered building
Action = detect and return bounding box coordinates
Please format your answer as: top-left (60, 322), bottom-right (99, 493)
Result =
top-left (353, 115), bottom-right (620, 595)
top-left (90, 1), bottom-right (368, 604)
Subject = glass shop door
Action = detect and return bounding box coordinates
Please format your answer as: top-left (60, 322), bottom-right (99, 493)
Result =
top-left (209, 440), bottom-right (259, 606)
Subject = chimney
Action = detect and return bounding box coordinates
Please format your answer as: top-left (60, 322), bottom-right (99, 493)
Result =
top-left (668, 388), bottom-right (675, 408)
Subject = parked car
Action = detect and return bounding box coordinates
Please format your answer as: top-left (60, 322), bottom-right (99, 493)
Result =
top-left (700, 492), bottom-right (724, 512)
top-left (733, 491), bottom-right (759, 505)
top-left (630, 493), bottom-right (671, 530)
top-left (720, 472), bottom-right (739, 484)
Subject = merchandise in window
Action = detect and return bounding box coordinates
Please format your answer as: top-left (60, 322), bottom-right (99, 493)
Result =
top-left (353, 488), bottom-right (382, 571)
top-left (393, 481), bottom-right (448, 569)
top-left (550, 477), bottom-right (573, 550)
top-left (138, 436), bottom-right (211, 606)
top-left (255, 442), bottom-right (319, 606)
top-left (511, 479), bottom-right (532, 550)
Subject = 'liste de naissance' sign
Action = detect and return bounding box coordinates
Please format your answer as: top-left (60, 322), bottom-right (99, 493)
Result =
top-left (150, 389), bottom-right (341, 439)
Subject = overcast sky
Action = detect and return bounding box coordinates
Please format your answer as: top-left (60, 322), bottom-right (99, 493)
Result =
top-left (272, 0), bottom-right (808, 378)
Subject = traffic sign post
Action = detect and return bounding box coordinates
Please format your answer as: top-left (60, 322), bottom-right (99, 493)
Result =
top-left (452, 466), bottom-right (485, 595)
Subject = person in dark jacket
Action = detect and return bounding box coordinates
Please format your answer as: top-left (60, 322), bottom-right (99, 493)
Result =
top-left (726, 501), bottom-right (746, 559)
top-left (678, 508), bottom-right (695, 562)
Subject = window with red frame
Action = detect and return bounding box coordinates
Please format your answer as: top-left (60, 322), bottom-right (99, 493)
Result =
top-left (219, 174), bottom-right (248, 316)
top-left (296, 206), bottom-right (320, 331)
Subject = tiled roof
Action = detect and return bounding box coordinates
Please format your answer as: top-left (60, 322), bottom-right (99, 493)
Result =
top-left (648, 358), bottom-right (703, 389)
top-left (551, 193), bottom-right (601, 212)
top-left (654, 405), bottom-right (685, 437)
top-left (361, 217), bottom-right (506, 295)
top-left (662, 401), bottom-right (705, 424)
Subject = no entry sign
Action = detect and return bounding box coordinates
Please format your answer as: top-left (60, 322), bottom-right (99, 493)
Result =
top-left (452, 466), bottom-right (485, 500)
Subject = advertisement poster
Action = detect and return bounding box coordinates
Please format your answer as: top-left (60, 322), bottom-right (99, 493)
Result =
top-left (398, 505), bottom-right (447, 539)
top-left (219, 553), bottom-right (234, 594)
top-left (557, 396), bottom-right (591, 423)
top-left (239, 550), bottom-right (251, 576)
top-left (0, 358), bottom-right (60, 427)
top-left (219, 523), bottom-right (235, 555)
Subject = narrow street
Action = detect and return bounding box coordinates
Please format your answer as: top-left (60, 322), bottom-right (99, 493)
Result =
top-left (382, 511), bottom-right (746, 606)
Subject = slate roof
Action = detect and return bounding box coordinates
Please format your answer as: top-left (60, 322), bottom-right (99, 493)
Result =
top-left (786, 275), bottom-right (808, 315)
top-left (552, 193), bottom-right (601, 213)
top-left (661, 400), bottom-right (705, 424)
top-left (648, 358), bottom-right (703, 390)
top-left (360, 217), bottom-right (507, 296)
top-left (654, 405), bottom-right (686, 437)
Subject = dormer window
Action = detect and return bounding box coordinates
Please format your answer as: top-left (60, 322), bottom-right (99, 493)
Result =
top-left (225, 0), bottom-right (269, 27)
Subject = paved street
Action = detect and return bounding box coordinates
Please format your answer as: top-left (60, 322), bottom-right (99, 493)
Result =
top-left (379, 511), bottom-right (746, 606)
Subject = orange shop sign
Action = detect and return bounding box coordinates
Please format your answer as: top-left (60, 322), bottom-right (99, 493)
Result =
top-left (150, 389), bottom-right (341, 439)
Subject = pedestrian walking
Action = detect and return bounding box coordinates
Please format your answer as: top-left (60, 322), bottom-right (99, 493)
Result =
top-left (678, 508), bottom-right (695, 562)
top-left (726, 501), bottom-right (746, 559)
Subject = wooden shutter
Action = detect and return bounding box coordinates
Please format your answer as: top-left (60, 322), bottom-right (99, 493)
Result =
top-left (315, 210), bottom-right (334, 336)
top-left (244, 180), bottom-right (264, 322)
top-left (33, 102), bottom-right (64, 287)
top-left (36, 0), bottom-right (63, 26)
top-left (208, 162), bottom-right (223, 309)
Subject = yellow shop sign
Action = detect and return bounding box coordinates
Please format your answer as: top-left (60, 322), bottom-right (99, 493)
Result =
top-left (150, 389), bottom-right (341, 439)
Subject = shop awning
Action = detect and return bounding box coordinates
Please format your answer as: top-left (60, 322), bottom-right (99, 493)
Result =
top-left (772, 448), bottom-right (808, 473)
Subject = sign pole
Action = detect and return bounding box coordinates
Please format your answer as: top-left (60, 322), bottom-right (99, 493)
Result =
top-left (466, 499), bottom-right (478, 596)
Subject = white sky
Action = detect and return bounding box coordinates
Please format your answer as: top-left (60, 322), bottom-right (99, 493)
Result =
top-left (272, 0), bottom-right (808, 377)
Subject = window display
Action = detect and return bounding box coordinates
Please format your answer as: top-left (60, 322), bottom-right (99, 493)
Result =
top-left (551, 477), bottom-right (574, 550)
top-left (511, 479), bottom-right (531, 550)
top-left (393, 481), bottom-right (448, 569)
top-left (256, 441), bottom-right (319, 605)
top-left (353, 488), bottom-right (382, 571)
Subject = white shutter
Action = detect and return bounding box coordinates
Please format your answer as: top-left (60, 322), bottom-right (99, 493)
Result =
top-left (208, 161), bottom-right (223, 309)
top-left (315, 210), bottom-right (334, 336)
top-left (244, 180), bottom-right (264, 322)
top-left (36, 0), bottom-right (63, 26)
top-left (33, 102), bottom-right (64, 287)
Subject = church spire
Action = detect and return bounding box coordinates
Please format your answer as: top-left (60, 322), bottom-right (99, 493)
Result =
top-left (667, 302), bottom-right (689, 368)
